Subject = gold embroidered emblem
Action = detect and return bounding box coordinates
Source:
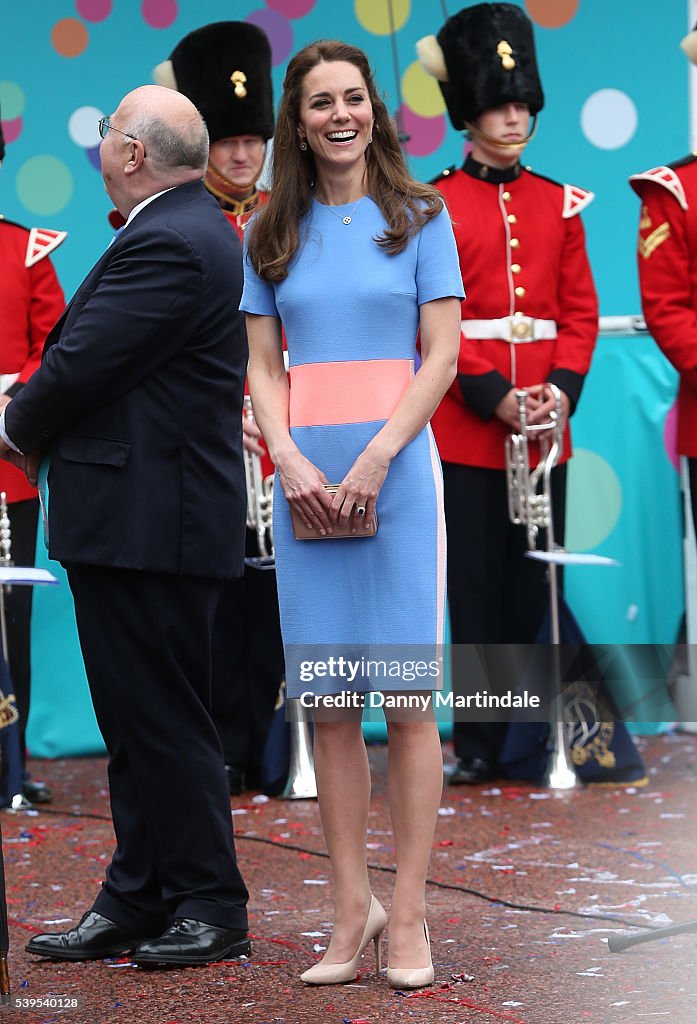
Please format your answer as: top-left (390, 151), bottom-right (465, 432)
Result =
top-left (638, 221), bottom-right (670, 259)
top-left (563, 682), bottom-right (616, 769)
top-left (497, 40), bottom-right (515, 70)
top-left (639, 204), bottom-right (651, 230)
top-left (231, 70), bottom-right (247, 98)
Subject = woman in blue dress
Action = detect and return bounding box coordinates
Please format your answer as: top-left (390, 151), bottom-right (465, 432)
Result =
top-left (242, 40), bottom-right (464, 989)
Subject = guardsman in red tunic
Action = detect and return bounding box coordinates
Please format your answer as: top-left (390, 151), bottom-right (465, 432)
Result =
top-left (418, 3), bottom-right (598, 783)
top-left (155, 22), bottom-right (283, 795)
top-left (0, 112), bottom-right (66, 803)
top-left (630, 25), bottom-right (697, 535)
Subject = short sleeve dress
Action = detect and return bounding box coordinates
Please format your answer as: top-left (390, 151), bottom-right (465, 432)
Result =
top-left (241, 197), bottom-right (464, 696)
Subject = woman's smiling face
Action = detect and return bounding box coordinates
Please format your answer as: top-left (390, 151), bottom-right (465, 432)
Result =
top-left (297, 60), bottom-right (374, 174)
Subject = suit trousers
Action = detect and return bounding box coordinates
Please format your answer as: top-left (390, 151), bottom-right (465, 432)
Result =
top-left (66, 564), bottom-right (249, 933)
top-left (443, 462), bottom-right (566, 761)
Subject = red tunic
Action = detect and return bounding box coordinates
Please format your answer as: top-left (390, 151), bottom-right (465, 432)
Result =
top-left (630, 157), bottom-right (697, 457)
top-left (431, 159), bottom-right (598, 469)
top-left (0, 218), bottom-right (65, 501)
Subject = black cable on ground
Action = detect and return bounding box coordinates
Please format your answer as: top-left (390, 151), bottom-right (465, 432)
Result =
top-left (24, 806), bottom-right (673, 932)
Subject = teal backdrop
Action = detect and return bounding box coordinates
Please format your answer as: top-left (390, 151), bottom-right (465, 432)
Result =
top-left (0, 1), bottom-right (688, 755)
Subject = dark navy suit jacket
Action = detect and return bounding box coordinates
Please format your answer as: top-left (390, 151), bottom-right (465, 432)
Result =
top-left (5, 181), bottom-right (247, 578)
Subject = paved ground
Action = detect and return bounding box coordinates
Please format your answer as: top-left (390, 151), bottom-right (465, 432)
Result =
top-left (2, 732), bottom-right (696, 1024)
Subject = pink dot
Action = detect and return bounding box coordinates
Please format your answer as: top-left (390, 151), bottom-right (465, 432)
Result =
top-left (141, 0), bottom-right (178, 29)
top-left (664, 402), bottom-right (680, 472)
top-left (247, 9), bottom-right (293, 66)
top-left (1, 116), bottom-right (22, 145)
top-left (76, 0), bottom-right (112, 22)
top-left (266, 0), bottom-right (316, 16)
top-left (399, 105), bottom-right (447, 158)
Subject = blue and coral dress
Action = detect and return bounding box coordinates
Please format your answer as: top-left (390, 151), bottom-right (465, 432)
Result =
top-left (241, 198), bottom-right (464, 696)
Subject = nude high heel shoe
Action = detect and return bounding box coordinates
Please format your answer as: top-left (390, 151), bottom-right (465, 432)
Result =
top-left (300, 895), bottom-right (388, 985)
top-left (386, 920), bottom-right (434, 990)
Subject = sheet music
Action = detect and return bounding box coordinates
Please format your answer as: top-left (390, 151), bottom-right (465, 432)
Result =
top-left (0, 567), bottom-right (59, 585)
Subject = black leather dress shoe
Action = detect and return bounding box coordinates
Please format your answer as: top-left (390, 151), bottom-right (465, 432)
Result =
top-left (448, 757), bottom-right (498, 785)
top-left (22, 779), bottom-right (53, 805)
top-left (133, 918), bottom-right (251, 967)
top-left (26, 911), bottom-right (157, 961)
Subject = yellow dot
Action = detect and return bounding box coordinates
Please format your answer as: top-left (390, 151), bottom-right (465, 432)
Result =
top-left (354, 0), bottom-right (410, 36)
top-left (401, 60), bottom-right (445, 118)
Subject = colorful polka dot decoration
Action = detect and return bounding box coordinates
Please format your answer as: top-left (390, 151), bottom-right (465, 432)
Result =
top-left (525, 0), bottom-right (579, 29)
top-left (247, 8), bottom-right (295, 66)
top-left (51, 18), bottom-right (89, 58)
top-left (16, 155), bottom-right (74, 216)
top-left (266, 0), bottom-right (316, 16)
top-left (141, 0), bottom-right (178, 29)
top-left (581, 89), bottom-right (638, 150)
top-left (566, 449), bottom-right (623, 552)
top-left (75, 0), bottom-right (112, 22)
top-left (355, 0), bottom-right (410, 36)
top-left (664, 403), bottom-right (680, 473)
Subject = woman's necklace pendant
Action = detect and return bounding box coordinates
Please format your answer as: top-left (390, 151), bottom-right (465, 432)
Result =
top-left (342, 215), bottom-right (352, 225)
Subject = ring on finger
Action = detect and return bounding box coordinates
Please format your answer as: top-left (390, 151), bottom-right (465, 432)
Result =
top-left (355, 505), bottom-right (366, 517)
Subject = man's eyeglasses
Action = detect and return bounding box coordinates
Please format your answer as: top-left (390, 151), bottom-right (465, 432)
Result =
top-left (98, 116), bottom-right (139, 145)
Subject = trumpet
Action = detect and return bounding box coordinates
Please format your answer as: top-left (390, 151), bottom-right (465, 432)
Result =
top-left (505, 384), bottom-right (579, 790)
top-left (243, 396), bottom-right (274, 563)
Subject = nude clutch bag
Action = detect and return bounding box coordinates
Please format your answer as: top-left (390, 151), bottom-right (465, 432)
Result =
top-left (290, 485), bottom-right (378, 540)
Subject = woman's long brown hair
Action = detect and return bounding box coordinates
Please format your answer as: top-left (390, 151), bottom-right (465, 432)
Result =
top-left (247, 39), bottom-right (443, 282)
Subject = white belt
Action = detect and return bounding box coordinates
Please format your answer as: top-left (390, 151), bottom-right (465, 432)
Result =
top-left (462, 316), bottom-right (557, 343)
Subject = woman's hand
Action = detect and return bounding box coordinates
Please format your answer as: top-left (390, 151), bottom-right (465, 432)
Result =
top-left (276, 449), bottom-right (333, 535)
top-left (333, 445), bottom-right (390, 532)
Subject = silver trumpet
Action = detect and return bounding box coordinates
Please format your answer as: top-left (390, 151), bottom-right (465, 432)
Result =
top-left (505, 385), bottom-right (579, 791)
top-left (243, 395), bottom-right (275, 564)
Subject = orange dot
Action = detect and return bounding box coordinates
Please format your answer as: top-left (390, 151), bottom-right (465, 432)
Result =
top-left (51, 18), bottom-right (89, 57)
top-left (525, 0), bottom-right (579, 29)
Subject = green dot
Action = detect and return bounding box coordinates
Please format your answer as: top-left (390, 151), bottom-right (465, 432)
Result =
top-left (566, 448), bottom-right (623, 552)
top-left (16, 155), bottom-right (73, 216)
top-left (0, 81), bottom-right (25, 120)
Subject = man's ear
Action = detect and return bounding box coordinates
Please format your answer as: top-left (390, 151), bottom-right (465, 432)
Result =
top-left (124, 141), bottom-right (146, 176)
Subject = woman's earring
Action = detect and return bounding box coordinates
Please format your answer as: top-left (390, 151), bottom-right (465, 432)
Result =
top-left (300, 139), bottom-right (308, 151)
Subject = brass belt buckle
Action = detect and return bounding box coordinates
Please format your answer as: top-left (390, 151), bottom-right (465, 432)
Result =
top-left (509, 316), bottom-right (534, 342)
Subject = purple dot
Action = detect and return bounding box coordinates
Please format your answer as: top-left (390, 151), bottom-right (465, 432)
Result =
top-left (663, 402), bottom-right (679, 472)
top-left (76, 0), bottom-right (112, 22)
top-left (266, 0), bottom-right (316, 17)
top-left (1, 116), bottom-right (22, 145)
top-left (86, 144), bottom-right (102, 171)
top-left (141, 0), bottom-right (178, 29)
top-left (247, 9), bottom-right (293, 67)
top-left (399, 105), bottom-right (447, 158)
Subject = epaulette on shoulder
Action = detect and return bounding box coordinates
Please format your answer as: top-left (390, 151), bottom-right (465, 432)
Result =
top-left (26, 227), bottom-right (67, 267)
top-left (429, 165), bottom-right (457, 185)
top-left (1, 217), bottom-right (67, 265)
top-left (628, 163), bottom-right (689, 210)
top-left (523, 167), bottom-right (594, 218)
